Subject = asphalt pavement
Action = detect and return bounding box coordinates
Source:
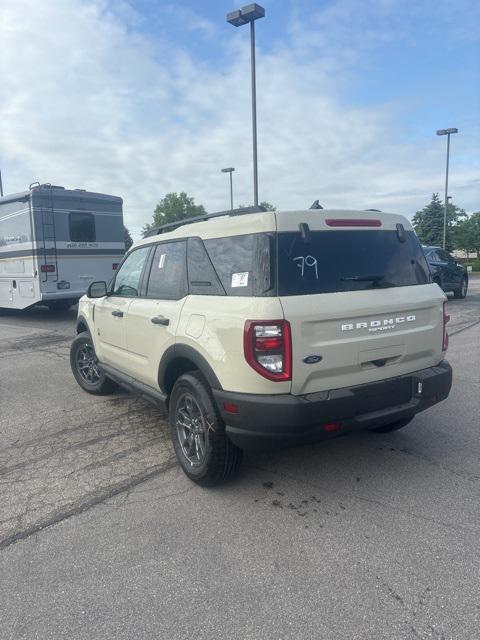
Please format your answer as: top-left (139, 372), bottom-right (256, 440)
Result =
top-left (0, 278), bottom-right (479, 640)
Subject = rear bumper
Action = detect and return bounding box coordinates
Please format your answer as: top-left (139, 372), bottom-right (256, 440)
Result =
top-left (213, 361), bottom-right (452, 450)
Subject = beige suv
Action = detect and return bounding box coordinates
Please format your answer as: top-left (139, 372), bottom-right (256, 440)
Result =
top-left (71, 207), bottom-right (452, 485)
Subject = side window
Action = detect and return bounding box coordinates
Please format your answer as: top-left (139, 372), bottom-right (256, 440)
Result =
top-left (146, 241), bottom-right (188, 300)
top-left (112, 246), bottom-right (150, 297)
top-left (203, 233), bottom-right (273, 297)
top-left (69, 212), bottom-right (96, 242)
top-left (187, 237), bottom-right (225, 296)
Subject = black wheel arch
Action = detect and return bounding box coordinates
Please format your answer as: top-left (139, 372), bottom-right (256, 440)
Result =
top-left (76, 315), bottom-right (90, 335)
top-left (159, 344), bottom-right (222, 396)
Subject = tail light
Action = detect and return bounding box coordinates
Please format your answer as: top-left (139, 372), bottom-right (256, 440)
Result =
top-left (442, 302), bottom-right (450, 351)
top-left (244, 320), bottom-right (292, 381)
top-left (40, 264), bottom-right (55, 273)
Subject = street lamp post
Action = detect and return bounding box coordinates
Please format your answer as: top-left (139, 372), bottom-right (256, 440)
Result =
top-left (221, 167), bottom-right (235, 210)
top-left (226, 3), bottom-right (265, 208)
top-left (436, 127), bottom-right (458, 249)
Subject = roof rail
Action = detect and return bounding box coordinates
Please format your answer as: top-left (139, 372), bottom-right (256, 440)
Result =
top-left (144, 205), bottom-right (267, 237)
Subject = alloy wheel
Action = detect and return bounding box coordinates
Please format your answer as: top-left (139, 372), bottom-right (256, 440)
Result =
top-left (76, 342), bottom-right (101, 385)
top-left (175, 392), bottom-right (208, 467)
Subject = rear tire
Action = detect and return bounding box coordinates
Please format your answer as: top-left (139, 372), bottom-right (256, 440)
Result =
top-left (47, 300), bottom-right (74, 312)
top-left (70, 332), bottom-right (118, 395)
top-left (453, 277), bottom-right (468, 299)
top-left (370, 416), bottom-right (414, 433)
top-left (169, 371), bottom-right (243, 486)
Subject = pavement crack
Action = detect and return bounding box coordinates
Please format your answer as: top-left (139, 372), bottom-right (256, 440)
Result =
top-left (0, 461), bottom-right (177, 551)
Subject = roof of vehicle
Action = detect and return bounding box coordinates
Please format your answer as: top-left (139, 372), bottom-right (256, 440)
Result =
top-left (134, 208), bottom-right (413, 248)
top-left (0, 184), bottom-right (122, 206)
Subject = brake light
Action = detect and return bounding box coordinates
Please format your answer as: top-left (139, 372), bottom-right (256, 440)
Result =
top-left (244, 320), bottom-right (292, 381)
top-left (325, 218), bottom-right (382, 227)
top-left (40, 264), bottom-right (55, 273)
top-left (112, 263), bottom-right (119, 270)
top-left (443, 302), bottom-right (450, 351)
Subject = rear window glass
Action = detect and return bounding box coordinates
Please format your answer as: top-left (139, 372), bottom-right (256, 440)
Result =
top-left (69, 212), bottom-right (95, 242)
top-left (277, 230), bottom-right (430, 296)
top-left (203, 233), bottom-right (274, 297)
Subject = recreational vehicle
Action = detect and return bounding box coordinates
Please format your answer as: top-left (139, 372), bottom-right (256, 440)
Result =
top-left (0, 184), bottom-right (125, 311)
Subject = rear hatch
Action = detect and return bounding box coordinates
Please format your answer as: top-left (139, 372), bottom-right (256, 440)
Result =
top-left (276, 210), bottom-right (446, 395)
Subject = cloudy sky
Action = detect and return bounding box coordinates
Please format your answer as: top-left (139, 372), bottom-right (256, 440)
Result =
top-left (1, 0), bottom-right (479, 238)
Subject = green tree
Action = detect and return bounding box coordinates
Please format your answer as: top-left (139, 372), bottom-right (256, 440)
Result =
top-left (454, 212), bottom-right (480, 258)
top-left (142, 192), bottom-right (206, 237)
top-left (412, 194), bottom-right (466, 251)
top-left (123, 226), bottom-right (133, 251)
top-left (238, 201), bottom-right (277, 211)
top-left (260, 201), bottom-right (276, 211)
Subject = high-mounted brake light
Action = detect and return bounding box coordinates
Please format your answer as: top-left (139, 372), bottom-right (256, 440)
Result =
top-left (244, 320), bottom-right (292, 381)
top-left (325, 219), bottom-right (382, 227)
top-left (443, 302), bottom-right (450, 351)
top-left (40, 264), bottom-right (55, 273)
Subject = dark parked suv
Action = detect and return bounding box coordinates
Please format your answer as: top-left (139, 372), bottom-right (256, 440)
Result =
top-left (423, 246), bottom-right (468, 298)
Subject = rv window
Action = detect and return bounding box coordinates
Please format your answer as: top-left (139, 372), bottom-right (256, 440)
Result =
top-left (69, 212), bottom-right (96, 242)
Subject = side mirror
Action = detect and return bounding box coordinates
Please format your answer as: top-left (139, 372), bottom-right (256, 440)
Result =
top-left (87, 281), bottom-right (108, 298)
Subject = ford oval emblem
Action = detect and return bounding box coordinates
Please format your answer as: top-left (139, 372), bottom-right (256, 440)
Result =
top-left (303, 354), bottom-right (322, 364)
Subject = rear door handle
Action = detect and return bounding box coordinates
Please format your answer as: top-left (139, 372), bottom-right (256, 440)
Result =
top-left (111, 310), bottom-right (124, 318)
top-left (151, 316), bottom-right (170, 326)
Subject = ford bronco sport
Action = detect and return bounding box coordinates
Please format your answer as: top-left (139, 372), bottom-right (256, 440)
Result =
top-left (71, 207), bottom-right (452, 485)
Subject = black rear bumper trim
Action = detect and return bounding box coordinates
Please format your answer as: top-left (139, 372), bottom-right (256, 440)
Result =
top-left (213, 361), bottom-right (452, 450)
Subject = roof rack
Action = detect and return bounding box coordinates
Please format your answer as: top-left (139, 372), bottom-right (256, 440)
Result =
top-left (144, 205), bottom-right (267, 237)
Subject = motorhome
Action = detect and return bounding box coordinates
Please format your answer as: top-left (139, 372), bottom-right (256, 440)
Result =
top-left (0, 184), bottom-right (125, 311)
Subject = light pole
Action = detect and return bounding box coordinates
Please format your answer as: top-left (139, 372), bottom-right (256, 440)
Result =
top-left (221, 167), bottom-right (235, 210)
top-left (227, 3), bottom-right (265, 208)
top-left (436, 127), bottom-right (458, 249)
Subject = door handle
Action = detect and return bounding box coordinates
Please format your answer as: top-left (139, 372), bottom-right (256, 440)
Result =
top-left (111, 310), bottom-right (124, 318)
top-left (151, 316), bottom-right (170, 326)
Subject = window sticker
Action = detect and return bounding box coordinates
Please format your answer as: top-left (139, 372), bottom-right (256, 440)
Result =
top-left (231, 272), bottom-right (249, 287)
top-left (158, 253), bottom-right (166, 269)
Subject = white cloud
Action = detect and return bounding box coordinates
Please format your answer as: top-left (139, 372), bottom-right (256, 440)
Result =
top-left (0, 0), bottom-right (478, 239)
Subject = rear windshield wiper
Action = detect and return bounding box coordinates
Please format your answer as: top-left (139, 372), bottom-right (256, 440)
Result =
top-left (341, 274), bottom-right (384, 282)
top-left (341, 274), bottom-right (396, 288)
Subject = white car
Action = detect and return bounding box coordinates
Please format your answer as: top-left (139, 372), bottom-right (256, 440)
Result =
top-left (71, 207), bottom-right (452, 485)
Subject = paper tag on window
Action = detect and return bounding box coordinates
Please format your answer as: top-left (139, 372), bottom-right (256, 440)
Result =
top-left (231, 272), bottom-right (249, 287)
top-left (158, 254), bottom-right (166, 269)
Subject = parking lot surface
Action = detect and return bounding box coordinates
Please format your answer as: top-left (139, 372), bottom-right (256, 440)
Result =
top-left (1, 278), bottom-right (479, 639)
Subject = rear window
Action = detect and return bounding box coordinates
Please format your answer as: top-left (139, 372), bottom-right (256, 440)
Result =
top-left (69, 212), bottom-right (96, 242)
top-left (203, 233), bottom-right (274, 296)
top-left (277, 230), bottom-right (430, 296)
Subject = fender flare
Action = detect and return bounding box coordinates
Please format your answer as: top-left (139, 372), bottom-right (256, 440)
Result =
top-left (158, 344), bottom-right (222, 393)
top-left (76, 315), bottom-right (90, 334)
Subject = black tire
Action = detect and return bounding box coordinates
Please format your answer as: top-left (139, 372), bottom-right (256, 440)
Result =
top-left (47, 300), bottom-right (74, 312)
top-left (370, 416), bottom-right (414, 433)
top-left (70, 331), bottom-right (118, 395)
top-left (453, 276), bottom-right (468, 299)
top-left (169, 371), bottom-right (243, 486)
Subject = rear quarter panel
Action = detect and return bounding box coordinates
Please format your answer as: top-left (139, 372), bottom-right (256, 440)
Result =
top-left (177, 295), bottom-right (290, 394)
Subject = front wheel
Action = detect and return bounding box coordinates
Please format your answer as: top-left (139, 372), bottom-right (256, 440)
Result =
top-left (370, 416), bottom-right (414, 433)
top-left (453, 277), bottom-right (468, 299)
top-left (169, 371), bottom-right (243, 486)
top-left (70, 332), bottom-right (117, 395)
